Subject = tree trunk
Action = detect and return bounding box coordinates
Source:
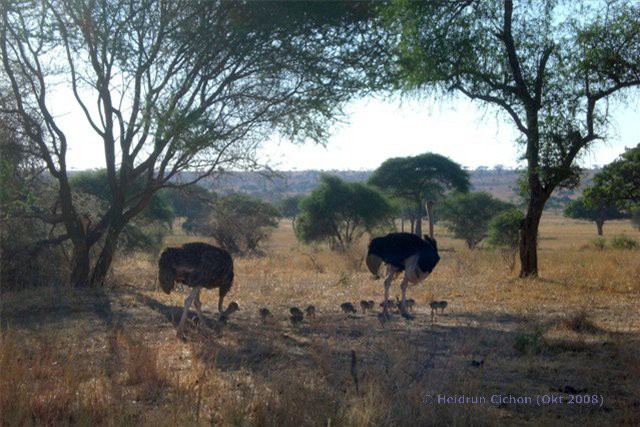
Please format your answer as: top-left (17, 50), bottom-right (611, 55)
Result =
top-left (596, 220), bottom-right (604, 236)
top-left (415, 204), bottom-right (423, 236)
top-left (401, 218), bottom-right (405, 232)
top-left (70, 241), bottom-right (91, 288)
top-left (90, 226), bottom-right (122, 286)
top-left (519, 198), bottom-right (545, 278)
top-left (425, 200), bottom-right (435, 239)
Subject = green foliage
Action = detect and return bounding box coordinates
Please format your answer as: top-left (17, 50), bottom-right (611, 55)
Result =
top-left (185, 194), bottom-right (281, 255)
top-left (563, 196), bottom-right (627, 235)
top-left (487, 208), bottom-right (524, 249)
top-left (439, 192), bottom-right (514, 249)
top-left (369, 152), bottom-right (469, 235)
top-left (609, 235), bottom-right (638, 250)
top-left (280, 195), bottom-right (303, 219)
top-left (369, 153), bottom-right (470, 201)
top-left (161, 185), bottom-right (214, 219)
top-left (0, 118), bottom-right (66, 289)
top-left (589, 237), bottom-right (607, 250)
top-left (71, 170), bottom-right (175, 226)
top-left (513, 327), bottom-right (545, 355)
top-left (631, 208), bottom-right (640, 231)
top-left (394, 197), bottom-right (422, 233)
top-left (587, 144), bottom-right (640, 210)
top-left (385, 1), bottom-right (640, 191)
top-left (296, 175), bottom-right (396, 250)
top-left (70, 170), bottom-right (175, 253)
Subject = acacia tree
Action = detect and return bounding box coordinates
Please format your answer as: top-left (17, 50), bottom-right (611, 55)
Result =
top-left (564, 197), bottom-right (627, 236)
top-left (385, 0), bottom-right (640, 277)
top-left (70, 170), bottom-right (175, 252)
top-left (368, 152), bottom-right (470, 238)
top-left (295, 175), bottom-right (396, 251)
top-left (185, 194), bottom-right (281, 256)
top-left (1, 0), bottom-right (381, 286)
top-left (439, 192), bottom-right (513, 249)
top-left (586, 144), bottom-right (640, 211)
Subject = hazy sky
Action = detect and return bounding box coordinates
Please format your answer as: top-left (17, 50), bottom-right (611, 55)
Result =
top-left (60, 92), bottom-right (638, 172)
top-left (258, 95), bottom-right (639, 171)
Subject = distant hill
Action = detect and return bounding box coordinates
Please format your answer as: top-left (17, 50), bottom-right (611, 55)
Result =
top-left (189, 168), bottom-right (598, 210)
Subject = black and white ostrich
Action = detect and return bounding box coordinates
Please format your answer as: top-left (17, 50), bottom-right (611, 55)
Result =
top-left (158, 242), bottom-right (235, 336)
top-left (366, 233), bottom-right (440, 319)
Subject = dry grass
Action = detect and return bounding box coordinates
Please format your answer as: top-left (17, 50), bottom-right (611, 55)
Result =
top-left (1, 215), bottom-right (639, 426)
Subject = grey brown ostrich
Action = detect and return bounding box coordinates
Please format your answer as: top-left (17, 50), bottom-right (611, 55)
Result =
top-left (158, 242), bottom-right (234, 337)
top-left (367, 233), bottom-right (440, 319)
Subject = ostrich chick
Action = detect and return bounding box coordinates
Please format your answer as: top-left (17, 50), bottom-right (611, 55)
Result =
top-left (360, 300), bottom-right (375, 313)
top-left (290, 307), bottom-right (304, 324)
top-left (305, 305), bottom-right (316, 318)
top-left (402, 297), bottom-right (416, 312)
top-left (259, 308), bottom-right (274, 322)
top-left (340, 302), bottom-right (357, 314)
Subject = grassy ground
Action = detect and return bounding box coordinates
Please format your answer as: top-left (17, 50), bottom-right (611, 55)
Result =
top-left (1, 215), bottom-right (639, 426)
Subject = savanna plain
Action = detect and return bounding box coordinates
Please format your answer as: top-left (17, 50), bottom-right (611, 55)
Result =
top-left (1, 215), bottom-right (639, 426)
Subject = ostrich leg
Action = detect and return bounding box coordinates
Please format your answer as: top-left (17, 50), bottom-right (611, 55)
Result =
top-left (193, 290), bottom-right (207, 327)
top-left (382, 266), bottom-right (395, 316)
top-left (399, 277), bottom-right (414, 319)
top-left (178, 286), bottom-right (201, 337)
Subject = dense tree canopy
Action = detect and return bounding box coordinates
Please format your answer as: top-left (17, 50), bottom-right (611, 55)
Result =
top-left (70, 170), bottom-right (174, 252)
top-left (564, 197), bottom-right (627, 236)
top-left (369, 152), bottom-right (469, 238)
top-left (162, 185), bottom-right (214, 220)
top-left (185, 193), bottom-right (281, 256)
top-left (296, 175), bottom-right (396, 251)
top-left (487, 207), bottom-right (525, 270)
top-left (439, 192), bottom-right (514, 249)
top-left (586, 144), bottom-right (640, 211)
top-left (280, 195), bottom-right (303, 228)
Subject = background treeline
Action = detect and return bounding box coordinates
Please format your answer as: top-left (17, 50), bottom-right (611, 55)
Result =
top-left (163, 168), bottom-right (600, 209)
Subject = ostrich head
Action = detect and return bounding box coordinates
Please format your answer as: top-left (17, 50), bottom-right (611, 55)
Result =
top-left (158, 248), bottom-right (181, 294)
top-left (365, 254), bottom-right (383, 279)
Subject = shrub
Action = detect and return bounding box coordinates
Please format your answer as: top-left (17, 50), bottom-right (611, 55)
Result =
top-left (558, 310), bottom-right (599, 333)
top-left (439, 192), bottom-right (514, 249)
top-left (185, 193), bottom-right (281, 255)
top-left (589, 237), bottom-right (607, 250)
top-left (487, 208), bottom-right (524, 248)
top-left (610, 235), bottom-right (638, 250)
top-left (513, 327), bottom-right (545, 354)
top-left (296, 175), bottom-right (396, 251)
top-left (487, 208), bottom-right (524, 270)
